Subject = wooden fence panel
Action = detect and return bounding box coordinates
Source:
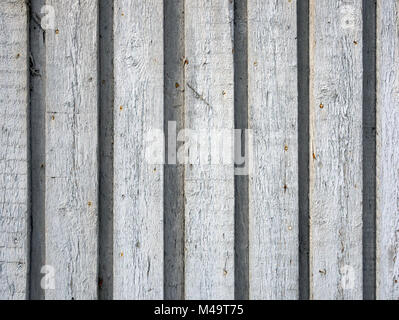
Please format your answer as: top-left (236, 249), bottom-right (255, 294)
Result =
top-left (0, 0), bottom-right (29, 300)
top-left (44, 0), bottom-right (99, 300)
top-left (3, 0), bottom-right (399, 301)
top-left (309, 0), bottom-right (363, 299)
top-left (113, 0), bottom-right (164, 299)
top-left (184, 0), bottom-right (235, 300)
top-left (248, 0), bottom-right (299, 300)
top-left (376, 0), bottom-right (399, 300)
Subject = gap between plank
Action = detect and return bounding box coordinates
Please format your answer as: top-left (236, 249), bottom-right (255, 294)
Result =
top-left (297, 0), bottom-right (310, 301)
top-left (362, 0), bottom-right (377, 301)
top-left (99, 0), bottom-right (114, 300)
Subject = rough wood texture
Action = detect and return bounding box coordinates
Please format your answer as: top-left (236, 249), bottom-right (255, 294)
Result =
top-left (0, 0), bottom-right (29, 300)
top-left (309, 0), bottom-right (363, 299)
top-left (184, 0), bottom-right (235, 300)
top-left (164, 0), bottom-right (185, 300)
top-left (4, 0), bottom-right (399, 301)
top-left (376, 0), bottom-right (399, 300)
top-left (113, 0), bottom-right (164, 299)
top-left (248, 0), bottom-right (299, 300)
top-left (45, 0), bottom-right (98, 300)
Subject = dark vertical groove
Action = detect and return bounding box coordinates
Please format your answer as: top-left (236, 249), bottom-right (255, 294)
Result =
top-left (164, 0), bottom-right (185, 300)
top-left (362, 0), bottom-right (376, 301)
top-left (234, 0), bottom-right (249, 300)
top-left (297, 0), bottom-right (310, 300)
top-left (28, 0), bottom-right (46, 300)
top-left (98, 0), bottom-right (114, 300)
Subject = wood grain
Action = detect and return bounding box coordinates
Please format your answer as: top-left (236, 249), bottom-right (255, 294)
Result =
top-left (0, 0), bottom-right (29, 300)
top-left (248, 0), bottom-right (299, 300)
top-left (376, 0), bottom-right (399, 300)
top-left (309, 0), bottom-right (363, 300)
top-left (45, 0), bottom-right (99, 300)
top-left (113, 0), bottom-right (164, 299)
top-left (184, 0), bottom-right (235, 300)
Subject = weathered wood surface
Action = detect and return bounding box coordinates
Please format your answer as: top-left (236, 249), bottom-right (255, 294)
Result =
top-left (0, 0), bottom-right (29, 300)
top-left (3, 0), bottom-right (399, 301)
top-left (113, 0), bottom-right (164, 299)
top-left (376, 0), bottom-right (399, 300)
top-left (248, 0), bottom-right (299, 300)
top-left (184, 0), bottom-right (235, 300)
top-left (44, 0), bottom-right (99, 300)
top-left (309, 0), bottom-right (363, 299)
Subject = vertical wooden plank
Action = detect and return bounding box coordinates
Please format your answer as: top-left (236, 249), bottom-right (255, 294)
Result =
top-left (164, 0), bottom-right (185, 300)
top-left (113, 0), bottom-right (164, 299)
top-left (309, 0), bottom-right (363, 299)
top-left (45, 0), bottom-right (98, 300)
top-left (0, 0), bottom-right (29, 300)
top-left (248, 0), bottom-right (299, 299)
top-left (376, 0), bottom-right (399, 300)
top-left (184, 0), bottom-right (235, 299)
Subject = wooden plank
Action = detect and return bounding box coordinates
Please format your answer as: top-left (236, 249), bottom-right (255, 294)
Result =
top-left (113, 0), bottom-right (164, 299)
top-left (309, 0), bottom-right (363, 299)
top-left (45, 0), bottom-right (99, 300)
top-left (184, 0), bottom-right (235, 300)
top-left (0, 0), bottom-right (29, 300)
top-left (376, 0), bottom-right (399, 300)
top-left (248, 0), bottom-right (299, 300)
top-left (164, 0), bottom-right (185, 300)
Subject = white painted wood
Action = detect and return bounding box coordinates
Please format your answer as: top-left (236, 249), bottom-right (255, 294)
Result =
top-left (0, 0), bottom-right (29, 300)
top-left (248, 0), bottom-right (299, 300)
top-left (184, 0), bottom-right (235, 300)
top-left (309, 0), bottom-right (363, 299)
top-left (113, 0), bottom-right (164, 299)
top-left (376, 0), bottom-right (399, 300)
top-left (45, 0), bottom-right (99, 300)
